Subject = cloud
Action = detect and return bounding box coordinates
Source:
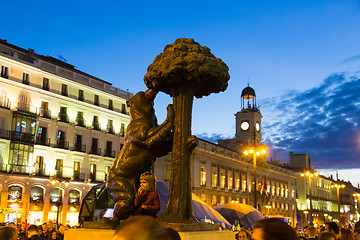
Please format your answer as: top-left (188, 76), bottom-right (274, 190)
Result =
top-left (341, 54), bottom-right (360, 64)
top-left (259, 71), bottom-right (360, 169)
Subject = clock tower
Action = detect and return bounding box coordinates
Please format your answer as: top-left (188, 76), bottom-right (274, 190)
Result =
top-left (218, 85), bottom-right (262, 152)
top-left (235, 85), bottom-right (262, 145)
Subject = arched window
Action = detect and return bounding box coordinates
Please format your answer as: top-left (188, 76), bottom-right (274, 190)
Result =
top-left (8, 185), bottom-right (22, 202)
top-left (30, 186), bottom-right (44, 203)
top-left (68, 190), bottom-right (80, 205)
top-left (50, 188), bottom-right (63, 203)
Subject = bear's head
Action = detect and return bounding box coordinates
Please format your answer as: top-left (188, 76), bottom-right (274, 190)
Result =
top-left (126, 89), bottom-right (158, 124)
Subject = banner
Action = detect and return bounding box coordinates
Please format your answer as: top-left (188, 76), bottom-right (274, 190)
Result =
top-left (0, 208), bottom-right (22, 214)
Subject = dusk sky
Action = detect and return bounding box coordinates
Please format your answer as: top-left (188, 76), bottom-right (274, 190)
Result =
top-left (2, 0), bottom-right (360, 185)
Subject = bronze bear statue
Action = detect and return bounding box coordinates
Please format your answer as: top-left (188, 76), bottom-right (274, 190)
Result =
top-left (106, 88), bottom-right (174, 221)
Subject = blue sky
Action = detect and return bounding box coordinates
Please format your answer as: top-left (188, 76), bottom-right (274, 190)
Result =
top-left (2, 0), bottom-right (360, 184)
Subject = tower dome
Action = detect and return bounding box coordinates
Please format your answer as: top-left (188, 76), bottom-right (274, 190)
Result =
top-left (241, 85), bottom-right (257, 110)
top-left (241, 86), bottom-right (256, 100)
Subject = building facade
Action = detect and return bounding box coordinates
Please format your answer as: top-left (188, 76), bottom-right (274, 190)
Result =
top-left (0, 39), bottom-right (131, 225)
top-left (154, 86), bottom-right (298, 226)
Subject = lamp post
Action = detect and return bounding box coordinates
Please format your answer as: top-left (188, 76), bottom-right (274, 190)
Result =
top-left (50, 178), bottom-right (70, 226)
top-left (300, 170), bottom-right (318, 225)
top-left (265, 204), bottom-right (272, 217)
top-left (244, 145), bottom-right (266, 209)
top-left (331, 182), bottom-right (345, 223)
top-left (304, 210), bottom-right (309, 225)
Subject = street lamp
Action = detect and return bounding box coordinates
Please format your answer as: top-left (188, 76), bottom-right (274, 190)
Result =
top-left (265, 204), bottom-right (272, 217)
top-left (331, 182), bottom-right (345, 222)
top-left (50, 178), bottom-right (70, 226)
top-left (244, 145), bottom-right (266, 209)
top-left (300, 170), bottom-right (318, 225)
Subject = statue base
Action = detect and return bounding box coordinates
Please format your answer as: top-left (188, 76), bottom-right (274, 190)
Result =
top-left (64, 228), bottom-right (234, 240)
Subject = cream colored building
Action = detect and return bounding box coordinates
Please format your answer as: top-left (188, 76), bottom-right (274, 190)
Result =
top-left (0, 39), bottom-right (131, 225)
top-left (154, 86), bottom-right (298, 226)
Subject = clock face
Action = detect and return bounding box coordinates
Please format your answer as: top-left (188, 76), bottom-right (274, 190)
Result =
top-left (256, 122), bottom-right (260, 131)
top-left (241, 121), bottom-right (249, 131)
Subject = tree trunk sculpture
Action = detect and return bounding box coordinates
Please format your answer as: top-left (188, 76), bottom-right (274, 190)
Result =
top-left (144, 38), bottom-right (230, 223)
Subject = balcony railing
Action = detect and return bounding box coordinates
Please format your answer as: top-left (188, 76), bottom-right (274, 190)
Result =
top-left (73, 144), bottom-right (86, 153)
top-left (11, 131), bottom-right (35, 143)
top-left (39, 108), bottom-right (51, 119)
top-left (104, 150), bottom-right (115, 158)
top-left (16, 102), bottom-right (37, 115)
top-left (0, 97), bottom-right (10, 109)
top-left (106, 125), bottom-right (115, 134)
top-left (55, 139), bottom-right (69, 149)
top-left (58, 112), bottom-right (69, 123)
top-left (75, 117), bottom-right (86, 127)
top-left (0, 129), bottom-right (10, 139)
top-left (35, 137), bottom-right (50, 146)
top-left (89, 147), bottom-right (101, 155)
top-left (73, 172), bottom-right (85, 181)
top-left (7, 164), bottom-right (29, 174)
top-left (92, 121), bottom-right (101, 131)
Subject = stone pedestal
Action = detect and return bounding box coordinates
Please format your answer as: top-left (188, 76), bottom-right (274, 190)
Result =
top-left (64, 228), bottom-right (234, 240)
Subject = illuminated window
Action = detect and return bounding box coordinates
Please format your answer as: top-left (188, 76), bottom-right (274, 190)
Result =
top-left (220, 170), bottom-right (225, 189)
top-left (22, 73), bottom-right (29, 85)
top-left (235, 173), bottom-right (240, 191)
top-left (281, 203), bottom-right (284, 209)
top-left (55, 159), bottom-right (63, 178)
top-left (108, 99), bottom-right (113, 110)
top-left (61, 84), bottom-right (68, 96)
top-left (200, 166), bottom-right (206, 186)
top-left (8, 185), bottom-right (23, 203)
top-left (90, 164), bottom-right (97, 181)
top-left (43, 78), bottom-right (49, 90)
top-left (285, 186), bottom-right (289, 198)
top-left (212, 195), bottom-right (217, 206)
top-left (1, 66), bottom-right (8, 78)
top-left (285, 203), bottom-right (288, 210)
top-left (220, 196), bottom-right (225, 205)
top-left (94, 94), bottom-right (99, 106)
top-left (73, 161), bottom-right (81, 180)
top-left (291, 187), bottom-right (295, 199)
top-left (78, 89), bottom-right (84, 101)
top-left (50, 188), bottom-right (63, 203)
top-left (201, 193), bottom-right (206, 202)
top-left (281, 184), bottom-right (284, 197)
top-left (242, 175), bottom-right (247, 192)
top-left (212, 168), bottom-right (217, 188)
top-left (228, 172), bottom-right (233, 190)
top-left (120, 123), bottom-right (125, 137)
top-left (107, 120), bottom-right (114, 134)
top-left (92, 116), bottom-right (100, 130)
top-left (105, 166), bottom-right (110, 179)
top-left (30, 186), bottom-right (44, 203)
top-left (68, 190), bottom-right (80, 205)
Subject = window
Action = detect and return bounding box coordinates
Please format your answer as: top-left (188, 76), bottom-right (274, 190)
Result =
top-left (76, 111), bottom-right (85, 127)
top-left (1, 66), bottom-right (8, 79)
top-left (50, 188), bottom-right (63, 203)
top-left (120, 123), bottom-right (125, 137)
top-left (94, 95), bottom-right (99, 106)
top-left (235, 173), bottom-right (240, 191)
top-left (90, 164), bottom-right (97, 181)
top-left (212, 195), bottom-right (217, 206)
top-left (35, 156), bottom-right (45, 175)
top-left (40, 101), bottom-right (50, 118)
top-left (55, 159), bottom-right (63, 178)
top-left (8, 186), bottom-right (23, 203)
top-left (61, 84), bottom-right (68, 96)
top-left (105, 141), bottom-right (113, 157)
top-left (108, 99), bottom-right (113, 110)
top-left (43, 78), bottom-right (49, 90)
top-left (220, 196), bottom-right (225, 205)
top-left (74, 161), bottom-right (80, 180)
top-left (200, 166), bottom-right (206, 186)
top-left (228, 171), bottom-right (233, 190)
top-left (91, 138), bottom-right (99, 154)
top-left (37, 126), bottom-right (47, 145)
top-left (121, 103), bottom-right (127, 114)
top-left (220, 170), bottom-right (225, 189)
top-left (75, 134), bottom-right (83, 151)
top-left (242, 175), bottom-right (247, 192)
top-left (30, 186), bottom-right (44, 203)
top-left (58, 106), bottom-right (68, 123)
top-left (22, 73), bottom-right (29, 85)
top-left (107, 120), bottom-right (114, 134)
top-left (56, 130), bottom-right (67, 149)
top-left (105, 166), bottom-right (110, 179)
top-left (92, 116), bottom-right (100, 130)
top-left (68, 190), bottom-right (80, 205)
top-left (78, 89), bottom-right (84, 101)
top-left (212, 167), bottom-right (217, 188)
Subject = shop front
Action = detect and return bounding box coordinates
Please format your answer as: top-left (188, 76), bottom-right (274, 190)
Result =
top-left (7, 185), bottom-right (23, 224)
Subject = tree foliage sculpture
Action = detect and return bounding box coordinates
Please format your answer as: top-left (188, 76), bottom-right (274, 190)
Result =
top-left (144, 38), bottom-right (230, 223)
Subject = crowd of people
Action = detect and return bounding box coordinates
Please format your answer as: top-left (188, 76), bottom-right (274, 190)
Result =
top-left (1, 217), bottom-right (360, 240)
top-left (231, 218), bottom-right (360, 240)
top-left (0, 220), bottom-right (73, 240)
